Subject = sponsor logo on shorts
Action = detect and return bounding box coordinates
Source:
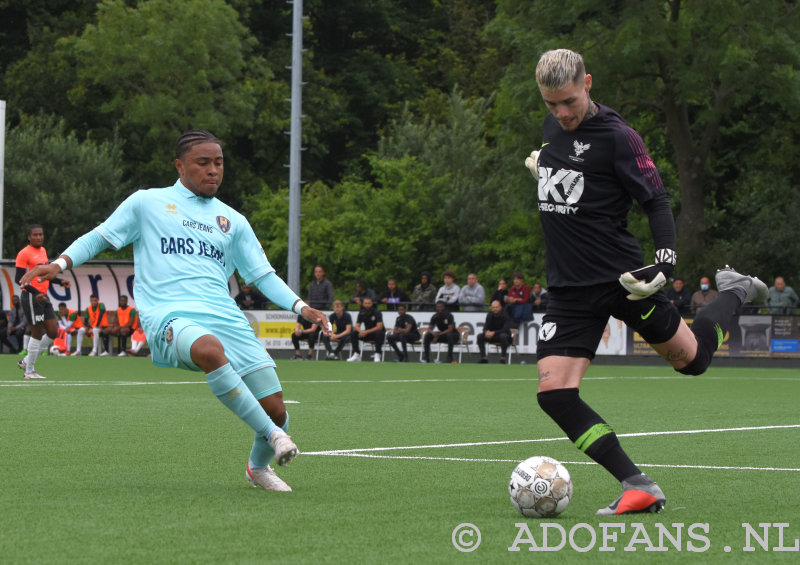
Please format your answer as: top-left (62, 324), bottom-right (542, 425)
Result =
top-left (161, 317), bottom-right (178, 345)
top-left (538, 322), bottom-right (557, 342)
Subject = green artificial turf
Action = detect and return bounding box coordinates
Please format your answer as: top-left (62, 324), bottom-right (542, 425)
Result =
top-left (1, 357), bottom-right (799, 564)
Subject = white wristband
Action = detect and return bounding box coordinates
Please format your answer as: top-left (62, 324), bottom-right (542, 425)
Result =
top-left (293, 300), bottom-right (309, 315)
top-left (53, 258), bottom-right (68, 272)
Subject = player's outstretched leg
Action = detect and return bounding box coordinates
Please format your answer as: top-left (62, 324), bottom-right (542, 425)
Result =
top-left (678, 265), bottom-right (767, 376)
top-left (596, 473), bottom-right (666, 515)
top-left (242, 368), bottom-right (297, 491)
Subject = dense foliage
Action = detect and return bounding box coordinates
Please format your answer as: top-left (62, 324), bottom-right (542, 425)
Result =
top-left (1, 0), bottom-right (798, 295)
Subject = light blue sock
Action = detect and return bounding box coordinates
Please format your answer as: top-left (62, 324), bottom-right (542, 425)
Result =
top-left (249, 412), bottom-right (290, 468)
top-left (206, 364), bottom-right (277, 438)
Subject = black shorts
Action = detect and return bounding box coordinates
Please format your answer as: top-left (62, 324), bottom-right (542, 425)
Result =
top-left (20, 290), bottom-right (57, 326)
top-left (536, 281), bottom-right (681, 361)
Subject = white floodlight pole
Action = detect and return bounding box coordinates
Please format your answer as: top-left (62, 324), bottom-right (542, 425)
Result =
top-left (286, 0), bottom-right (304, 294)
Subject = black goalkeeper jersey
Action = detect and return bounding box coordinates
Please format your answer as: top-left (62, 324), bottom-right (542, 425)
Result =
top-left (536, 103), bottom-right (670, 288)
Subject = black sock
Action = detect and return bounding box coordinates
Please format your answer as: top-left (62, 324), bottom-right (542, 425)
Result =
top-left (680, 291), bottom-right (741, 375)
top-left (538, 388), bottom-right (640, 482)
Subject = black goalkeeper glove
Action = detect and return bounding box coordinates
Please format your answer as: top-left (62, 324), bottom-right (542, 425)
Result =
top-left (618, 249), bottom-right (677, 301)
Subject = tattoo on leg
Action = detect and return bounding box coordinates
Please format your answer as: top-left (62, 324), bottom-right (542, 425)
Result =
top-left (664, 348), bottom-right (688, 363)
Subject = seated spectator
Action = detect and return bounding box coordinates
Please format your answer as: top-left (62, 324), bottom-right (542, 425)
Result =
top-left (490, 279), bottom-right (509, 307)
top-left (691, 276), bottom-right (718, 315)
top-left (386, 304), bottom-right (420, 362)
top-left (291, 315), bottom-right (319, 360)
top-left (235, 283), bottom-right (267, 310)
top-left (349, 280), bottom-right (376, 310)
top-left (530, 282), bottom-right (548, 313)
top-left (422, 301), bottom-right (459, 364)
top-left (767, 276), bottom-right (799, 315)
top-left (666, 277), bottom-right (692, 316)
top-left (459, 273), bottom-right (486, 312)
top-left (380, 278), bottom-right (410, 311)
top-left (0, 308), bottom-right (15, 353)
top-left (347, 297), bottom-right (385, 362)
top-left (507, 271), bottom-right (532, 323)
top-left (477, 300), bottom-right (513, 363)
top-left (7, 294), bottom-right (29, 353)
top-left (435, 269), bottom-right (460, 312)
top-left (322, 300), bottom-right (353, 360)
top-left (308, 265), bottom-right (334, 310)
top-left (58, 302), bottom-right (87, 356)
top-left (411, 271), bottom-right (437, 310)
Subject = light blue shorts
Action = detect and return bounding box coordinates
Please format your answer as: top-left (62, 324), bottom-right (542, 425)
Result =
top-left (150, 310), bottom-right (277, 378)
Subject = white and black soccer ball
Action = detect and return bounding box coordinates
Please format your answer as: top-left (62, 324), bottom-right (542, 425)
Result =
top-left (509, 456), bottom-right (573, 518)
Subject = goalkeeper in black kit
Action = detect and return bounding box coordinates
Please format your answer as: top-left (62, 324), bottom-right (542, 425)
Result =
top-left (526, 49), bottom-right (767, 515)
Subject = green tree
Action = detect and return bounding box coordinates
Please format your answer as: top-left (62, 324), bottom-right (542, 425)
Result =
top-left (248, 155), bottom-right (449, 295)
top-left (3, 115), bottom-right (128, 258)
top-left (58, 0), bottom-right (280, 204)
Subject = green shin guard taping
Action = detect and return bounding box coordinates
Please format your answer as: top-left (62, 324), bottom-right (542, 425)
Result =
top-left (250, 413), bottom-right (290, 468)
top-left (574, 423), bottom-right (615, 452)
top-left (206, 364), bottom-right (275, 437)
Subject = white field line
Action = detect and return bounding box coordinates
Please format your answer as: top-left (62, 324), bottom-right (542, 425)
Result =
top-left (3, 374), bottom-right (799, 387)
top-left (304, 424), bottom-right (800, 455)
top-left (310, 453), bottom-right (800, 472)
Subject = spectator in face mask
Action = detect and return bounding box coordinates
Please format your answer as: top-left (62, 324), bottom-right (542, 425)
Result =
top-left (691, 276), bottom-right (718, 315)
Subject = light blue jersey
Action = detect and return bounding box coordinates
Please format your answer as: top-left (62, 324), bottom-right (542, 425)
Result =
top-left (95, 179), bottom-right (279, 373)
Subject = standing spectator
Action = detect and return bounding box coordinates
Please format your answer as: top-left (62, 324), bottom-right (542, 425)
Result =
top-left (490, 279), bottom-right (509, 306)
top-left (379, 278), bottom-right (410, 311)
top-left (348, 297), bottom-right (385, 362)
top-left (349, 281), bottom-right (376, 310)
top-left (690, 276), bottom-right (718, 315)
top-left (290, 315), bottom-right (319, 360)
top-left (666, 277), bottom-right (692, 316)
top-left (308, 265), bottom-right (334, 310)
top-left (507, 272), bottom-right (533, 323)
top-left (235, 283), bottom-right (267, 310)
top-left (531, 282), bottom-right (549, 313)
top-left (435, 269), bottom-right (460, 312)
top-left (459, 273), bottom-right (486, 312)
top-left (85, 294), bottom-right (111, 356)
top-left (767, 277), bottom-right (799, 315)
top-left (386, 304), bottom-right (420, 362)
top-left (15, 224), bottom-right (71, 378)
top-left (411, 271), bottom-right (437, 310)
top-left (476, 300), bottom-right (514, 363)
top-left (108, 295), bottom-right (137, 356)
top-left (422, 301), bottom-right (459, 364)
top-left (7, 295), bottom-right (28, 354)
top-left (322, 300), bottom-right (353, 359)
top-left (57, 303), bottom-right (87, 356)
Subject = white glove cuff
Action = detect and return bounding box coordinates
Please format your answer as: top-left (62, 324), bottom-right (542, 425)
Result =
top-left (655, 248), bottom-right (676, 266)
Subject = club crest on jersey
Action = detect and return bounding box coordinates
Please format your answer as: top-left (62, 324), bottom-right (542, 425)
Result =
top-left (165, 326), bottom-right (174, 345)
top-left (570, 140), bottom-right (591, 163)
top-left (216, 215), bottom-right (231, 233)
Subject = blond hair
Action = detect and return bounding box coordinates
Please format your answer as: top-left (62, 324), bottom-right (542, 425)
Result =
top-left (536, 49), bottom-right (586, 91)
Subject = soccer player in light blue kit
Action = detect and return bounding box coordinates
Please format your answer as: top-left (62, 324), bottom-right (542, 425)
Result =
top-left (22, 130), bottom-right (330, 492)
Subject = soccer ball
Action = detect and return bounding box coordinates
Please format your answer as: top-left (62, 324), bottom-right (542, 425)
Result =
top-left (49, 345), bottom-right (65, 357)
top-left (509, 456), bottom-right (573, 518)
